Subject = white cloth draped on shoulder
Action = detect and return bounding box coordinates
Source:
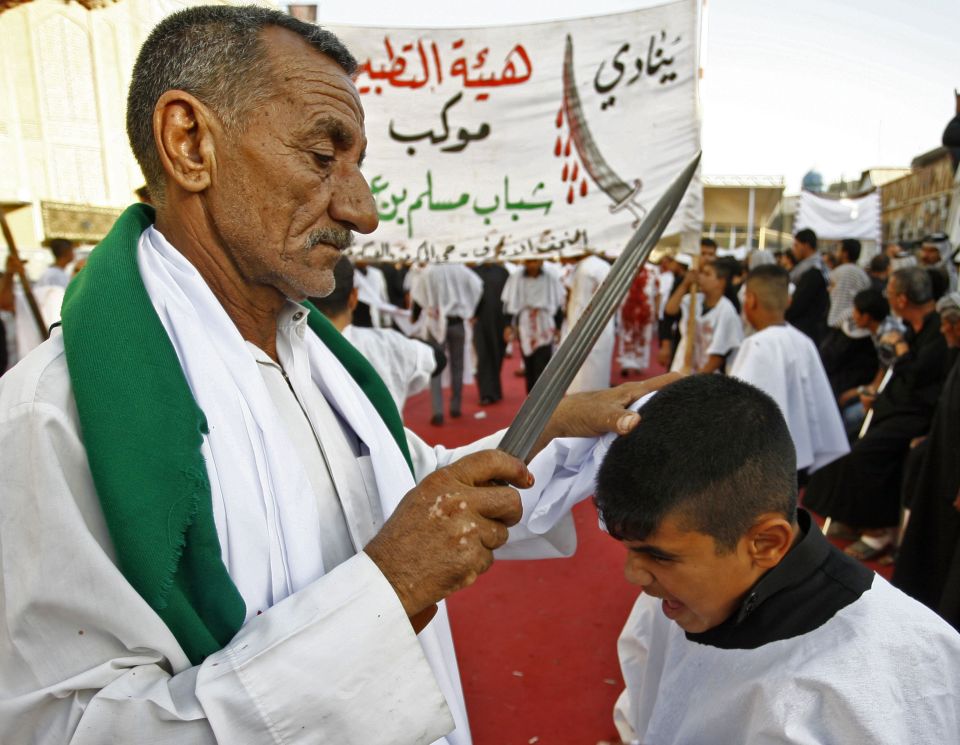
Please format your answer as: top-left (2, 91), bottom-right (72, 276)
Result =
top-left (729, 323), bottom-right (849, 473)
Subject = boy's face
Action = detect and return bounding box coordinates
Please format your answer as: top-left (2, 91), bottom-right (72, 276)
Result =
top-left (622, 514), bottom-right (763, 633)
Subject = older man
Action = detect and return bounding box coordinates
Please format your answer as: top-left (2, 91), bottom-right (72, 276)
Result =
top-left (0, 7), bottom-right (669, 745)
top-left (893, 292), bottom-right (960, 630)
top-left (804, 267), bottom-right (949, 559)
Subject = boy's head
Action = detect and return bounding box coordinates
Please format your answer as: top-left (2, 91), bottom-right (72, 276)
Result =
top-left (595, 375), bottom-right (798, 633)
top-left (743, 264), bottom-right (789, 328)
top-left (852, 288), bottom-right (889, 329)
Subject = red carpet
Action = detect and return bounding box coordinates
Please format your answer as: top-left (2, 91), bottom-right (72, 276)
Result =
top-left (403, 355), bottom-right (652, 745)
top-left (402, 352), bottom-right (891, 744)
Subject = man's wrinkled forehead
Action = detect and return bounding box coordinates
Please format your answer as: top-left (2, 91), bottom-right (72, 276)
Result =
top-left (259, 25), bottom-right (362, 106)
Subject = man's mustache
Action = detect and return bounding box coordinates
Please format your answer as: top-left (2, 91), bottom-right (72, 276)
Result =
top-left (305, 228), bottom-right (353, 251)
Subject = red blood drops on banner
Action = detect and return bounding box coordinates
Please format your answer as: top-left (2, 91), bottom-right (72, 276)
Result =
top-left (555, 107), bottom-right (564, 128)
top-left (567, 185), bottom-right (575, 204)
top-left (562, 163), bottom-right (569, 181)
top-left (572, 162), bottom-right (579, 181)
top-left (564, 137), bottom-right (572, 157)
top-left (580, 178), bottom-right (588, 197)
top-left (554, 136), bottom-right (562, 157)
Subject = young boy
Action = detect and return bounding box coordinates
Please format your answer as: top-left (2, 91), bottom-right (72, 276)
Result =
top-left (729, 264), bottom-right (848, 476)
top-left (594, 374), bottom-right (960, 744)
top-left (664, 260), bottom-right (742, 374)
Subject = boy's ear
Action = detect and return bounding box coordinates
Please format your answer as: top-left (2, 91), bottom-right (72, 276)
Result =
top-left (745, 514), bottom-right (795, 570)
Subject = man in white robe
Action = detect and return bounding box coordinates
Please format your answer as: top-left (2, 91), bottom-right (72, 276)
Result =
top-left (591, 375), bottom-right (960, 744)
top-left (730, 264), bottom-right (849, 475)
top-left (409, 262), bottom-right (483, 423)
top-left (0, 9), bottom-right (673, 745)
top-left (562, 252), bottom-right (614, 393)
top-left (501, 258), bottom-right (566, 393)
top-left (314, 256), bottom-right (437, 412)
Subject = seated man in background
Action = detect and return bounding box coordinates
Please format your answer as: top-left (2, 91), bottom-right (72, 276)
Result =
top-left (594, 374), bottom-right (960, 745)
top-left (804, 267), bottom-right (948, 560)
top-left (312, 256), bottom-right (439, 413)
top-left (893, 291), bottom-right (960, 631)
top-left (729, 265), bottom-right (848, 481)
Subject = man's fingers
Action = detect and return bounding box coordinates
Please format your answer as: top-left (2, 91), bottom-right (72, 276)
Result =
top-left (476, 517), bottom-right (511, 550)
top-left (446, 448), bottom-right (533, 489)
top-left (615, 372), bottom-right (683, 402)
top-left (469, 485), bottom-right (523, 526)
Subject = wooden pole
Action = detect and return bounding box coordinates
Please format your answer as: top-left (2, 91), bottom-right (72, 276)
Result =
top-left (0, 208), bottom-right (49, 341)
top-left (681, 256), bottom-right (699, 373)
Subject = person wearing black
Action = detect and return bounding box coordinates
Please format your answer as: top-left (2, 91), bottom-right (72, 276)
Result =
top-left (784, 228), bottom-right (828, 345)
top-left (471, 261), bottom-right (510, 405)
top-left (893, 292), bottom-right (960, 631)
top-left (804, 267), bottom-right (949, 560)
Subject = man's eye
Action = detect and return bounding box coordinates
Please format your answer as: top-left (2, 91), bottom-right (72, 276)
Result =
top-left (312, 152), bottom-right (334, 167)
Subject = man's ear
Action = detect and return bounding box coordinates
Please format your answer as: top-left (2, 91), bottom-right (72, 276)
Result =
top-left (745, 514), bottom-right (795, 570)
top-left (153, 90), bottom-right (217, 195)
top-left (348, 286), bottom-right (359, 312)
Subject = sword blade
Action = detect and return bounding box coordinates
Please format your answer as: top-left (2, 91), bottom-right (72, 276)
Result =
top-left (498, 151), bottom-right (700, 461)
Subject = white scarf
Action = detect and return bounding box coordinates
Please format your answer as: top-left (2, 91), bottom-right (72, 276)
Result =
top-left (136, 227), bottom-right (416, 618)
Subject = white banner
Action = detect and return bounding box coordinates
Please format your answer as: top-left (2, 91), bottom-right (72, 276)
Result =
top-left (795, 190), bottom-right (881, 243)
top-left (328, 0), bottom-right (702, 262)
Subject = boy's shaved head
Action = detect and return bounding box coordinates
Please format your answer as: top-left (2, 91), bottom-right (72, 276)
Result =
top-left (746, 264), bottom-right (790, 313)
top-left (594, 375), bottom-right (797, 552)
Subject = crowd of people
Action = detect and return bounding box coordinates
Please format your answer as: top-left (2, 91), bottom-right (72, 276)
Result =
top-left (0, 5), bottom-right (958, 744)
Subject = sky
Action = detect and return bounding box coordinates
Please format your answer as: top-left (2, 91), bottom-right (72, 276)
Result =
top-left (313, 0), bottom-right (960, 193)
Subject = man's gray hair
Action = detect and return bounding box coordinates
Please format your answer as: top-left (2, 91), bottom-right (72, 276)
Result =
top-left (890, 266), bottom-right (933, 306)
top-left (126, 4), bottom-right (357, 201)
top-left (936, 291), bottom-right (960, 321)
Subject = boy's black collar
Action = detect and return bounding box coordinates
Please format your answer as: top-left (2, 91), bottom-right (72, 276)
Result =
top-left (685, 509), bottom-right (873, 650)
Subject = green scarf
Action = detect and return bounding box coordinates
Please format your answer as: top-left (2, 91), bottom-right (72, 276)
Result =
top-left (60, 203), bottom-right (412, 664)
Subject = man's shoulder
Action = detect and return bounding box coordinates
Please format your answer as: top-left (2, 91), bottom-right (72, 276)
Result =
top-left (0, 330), bottom-right (74, 421)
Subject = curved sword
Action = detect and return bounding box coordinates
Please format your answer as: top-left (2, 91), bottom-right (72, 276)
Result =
top-left (562, 34), bottom-right (647, 227)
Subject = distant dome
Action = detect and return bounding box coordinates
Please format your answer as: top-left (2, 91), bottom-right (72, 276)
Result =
top-left (802, 170), bottom-right (824, 193)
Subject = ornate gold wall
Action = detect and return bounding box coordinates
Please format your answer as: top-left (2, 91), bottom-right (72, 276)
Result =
top-left (0, 0), bottom-right (276, 252)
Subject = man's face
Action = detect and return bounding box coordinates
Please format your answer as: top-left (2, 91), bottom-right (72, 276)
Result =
top-left (205, 27), bottom-right (378, 301)
top-left (791, 238), bottom-right (811, 260)
top-left (852, 306), bottom-right (870, 330)
top-left (524, 259), bottom-right (543, 277)
top-left (919, 244), bottom-right (941, 267)
top-left (700, 243), bottom-right (717, 261)
top-left (885, 277), bottom-right (905, 318)
top-left (622, 514), bottom-right (759, 633)
top-left (698, 262), bottom-right (722, 295)
top-left (941, 314), bottom-right (960, 348)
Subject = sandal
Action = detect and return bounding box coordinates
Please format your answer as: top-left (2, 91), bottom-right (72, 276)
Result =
top-left (825, 522), bottom-right (861, 542)
top-left (844, 538), bottom-right (892, 562)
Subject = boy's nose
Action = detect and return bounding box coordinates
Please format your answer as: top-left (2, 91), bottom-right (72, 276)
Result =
top-left (624, 561), bottom-right (653, 587)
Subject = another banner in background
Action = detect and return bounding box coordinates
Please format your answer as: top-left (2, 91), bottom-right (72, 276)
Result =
top-left (796, 190), bottom-right (882, 243)
top-left (329, 0), bottom-right (702, 263)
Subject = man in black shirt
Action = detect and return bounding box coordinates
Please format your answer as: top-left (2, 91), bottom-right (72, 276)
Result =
top-left (804, 267), bottom-right (948, 557)
top-left (784, 228), bottom-right (829, 344)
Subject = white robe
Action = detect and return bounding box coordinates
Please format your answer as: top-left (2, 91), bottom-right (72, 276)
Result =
top-left (614, 577), bottom-right (960, 745)
top-left (343, 323), bottom-right (436, 411)
top-left (729, 323), bottom-right (849, 473)
top-left (409, 263), bottom-right (483, 386)
top-left (0, 238), bottom-right (598, 744)
top-left (562, 255), bottom-right (614, 393)
top-left (669, 294), bottom-right (743, 374)
top-left (501, 270), bottom-right (566, 357)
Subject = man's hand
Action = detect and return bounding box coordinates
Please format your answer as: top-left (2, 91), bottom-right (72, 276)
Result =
top-left (529, 372), bottom-right (683, 459)
top-left (364, 450), bottom-right (530, 628)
